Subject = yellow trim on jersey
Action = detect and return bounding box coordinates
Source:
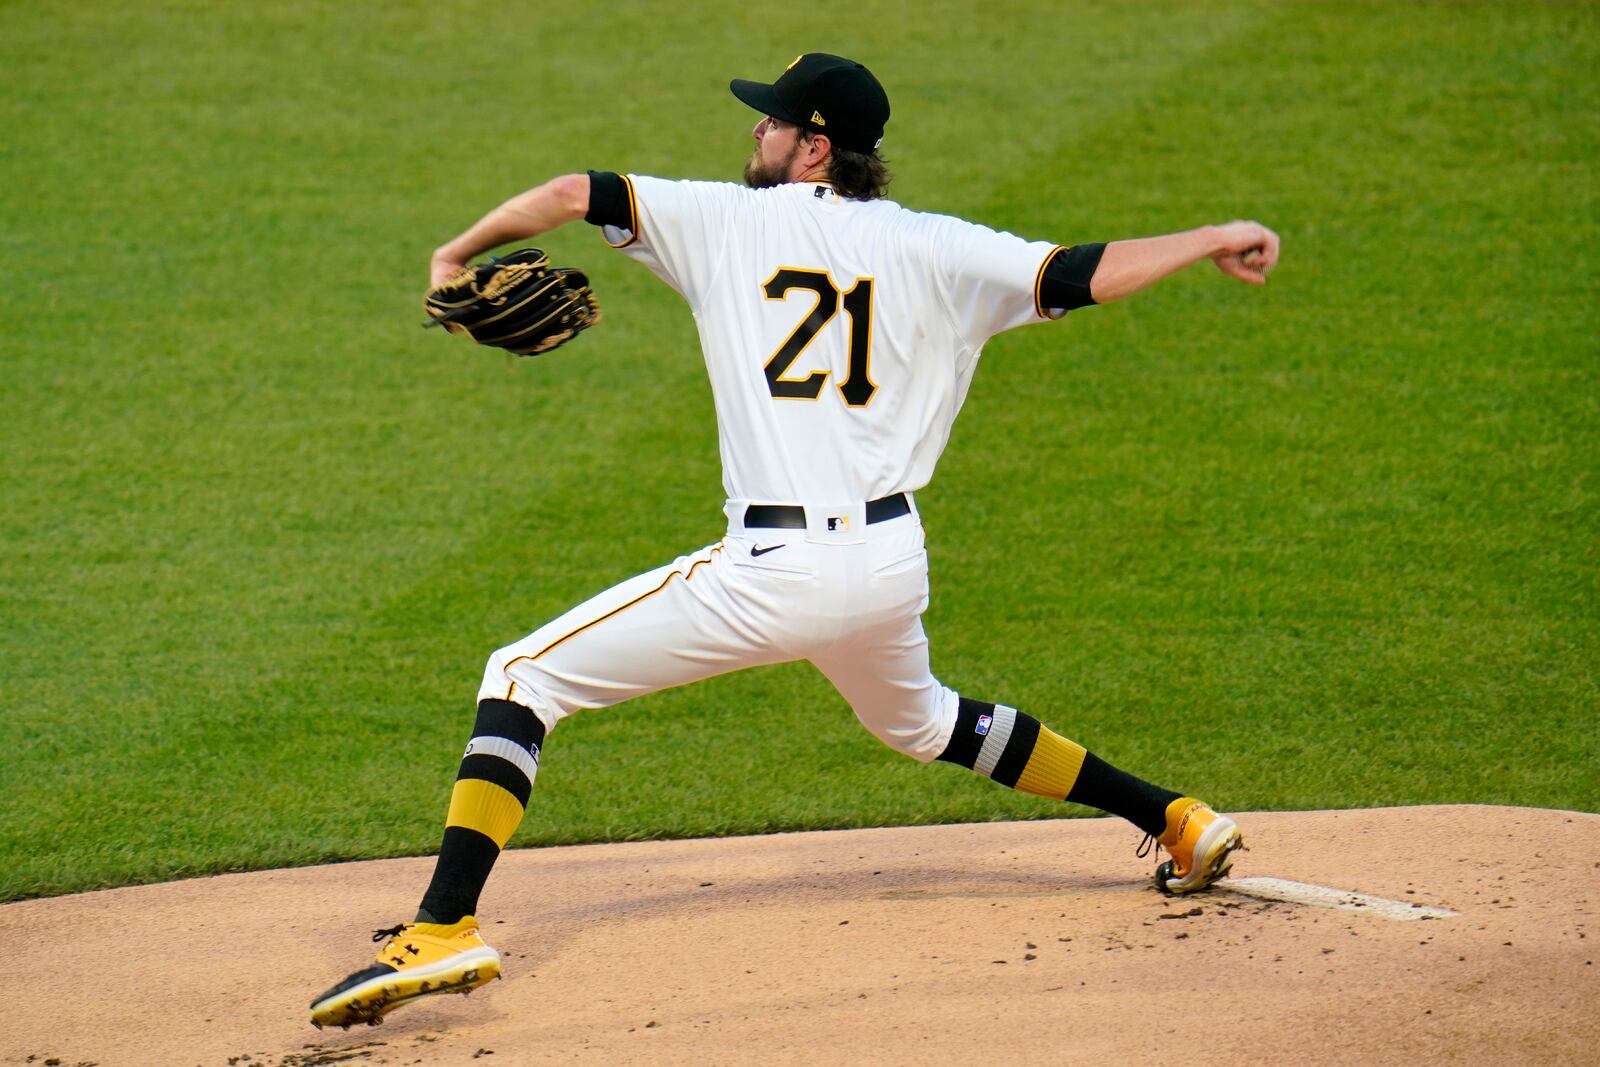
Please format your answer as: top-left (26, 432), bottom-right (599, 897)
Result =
top-left (1032, 245), bottom-right (1064, 320)
top-left (445, 777), bottom-right (526, 848)
top-left (603, 174), bottom-right (641, 250)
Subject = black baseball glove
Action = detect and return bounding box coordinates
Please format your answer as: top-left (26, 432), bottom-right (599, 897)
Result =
top-left (422, 248), bottom-right (600, 356)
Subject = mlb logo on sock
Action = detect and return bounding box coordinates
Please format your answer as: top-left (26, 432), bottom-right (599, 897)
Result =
top-left (975, 714), bottom-right (992, 736)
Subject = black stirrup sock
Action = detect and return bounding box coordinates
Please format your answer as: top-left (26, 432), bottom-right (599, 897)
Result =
top-left (417, 698), bottom-right (546, 924)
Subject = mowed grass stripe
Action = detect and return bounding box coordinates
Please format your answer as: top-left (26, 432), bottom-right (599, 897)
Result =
top-left (1, 3), bottom-right (1594, 901)
top-left (930, 2), bottom-right (1597, 805)
top-left (1, 2), bottom-right (1283, 899)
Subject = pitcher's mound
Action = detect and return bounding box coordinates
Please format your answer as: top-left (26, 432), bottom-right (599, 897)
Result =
top-left (4, 805), bottom-right (1596, 1066)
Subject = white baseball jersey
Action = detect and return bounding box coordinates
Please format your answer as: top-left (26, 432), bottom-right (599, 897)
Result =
top-left (601, 177), bottom-right (1060, 505)
top-left (482, 177), bottom-right (1067, 758)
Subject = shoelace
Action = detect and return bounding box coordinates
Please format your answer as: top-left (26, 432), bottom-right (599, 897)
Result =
top-left (371, 923), bottom-right (408, 944)
top-left (1136, 834), bottom-right (1161, 861)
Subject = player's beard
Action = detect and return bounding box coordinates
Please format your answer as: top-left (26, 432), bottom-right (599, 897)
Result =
top-left (744, 140), bottom-right (802, 189)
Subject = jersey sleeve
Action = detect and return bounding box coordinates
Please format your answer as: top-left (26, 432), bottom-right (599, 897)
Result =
top-left (927, 214), bottom-right (1062, 345)
top-left (598, 174), bottom-right (744, 306)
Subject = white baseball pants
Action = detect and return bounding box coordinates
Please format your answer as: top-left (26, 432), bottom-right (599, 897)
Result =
top-left (477, 497), bottom-right (961, 761)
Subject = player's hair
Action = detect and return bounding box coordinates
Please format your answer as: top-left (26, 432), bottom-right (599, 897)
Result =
top-left (801, 129), bottom-right (892, 200)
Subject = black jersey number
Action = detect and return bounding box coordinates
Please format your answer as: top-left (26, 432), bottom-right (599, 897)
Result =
top-left (761, 269), bottom-right (876, 407)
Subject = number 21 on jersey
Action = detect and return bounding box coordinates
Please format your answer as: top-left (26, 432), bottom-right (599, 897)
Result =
top-left (761, 268), bottom-right (876, 407)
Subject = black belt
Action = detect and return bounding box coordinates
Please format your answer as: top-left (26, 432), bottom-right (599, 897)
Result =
top-left (744, 493), bottom-right (911, 530)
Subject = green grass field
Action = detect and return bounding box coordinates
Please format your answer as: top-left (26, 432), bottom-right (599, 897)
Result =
top-left (2, 1), bottom-right (1595, 903)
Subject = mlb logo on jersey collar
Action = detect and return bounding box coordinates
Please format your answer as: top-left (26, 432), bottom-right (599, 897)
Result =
top-left (806, 183), bottom-right (844, 208)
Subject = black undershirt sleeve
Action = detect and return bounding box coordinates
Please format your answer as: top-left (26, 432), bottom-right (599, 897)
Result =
top-left (1037, 242), bottom-right (1107, 313)
top-left (584, 170), bottom-right (632, 230)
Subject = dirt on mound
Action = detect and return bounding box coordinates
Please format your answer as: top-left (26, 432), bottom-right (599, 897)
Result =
top-left (2, 805), bottom-right (1595, 1066)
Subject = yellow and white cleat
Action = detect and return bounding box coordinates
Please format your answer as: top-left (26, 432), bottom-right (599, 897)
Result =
top-left (310, 916), bottom-right (501, 1029)
top-left (1149, 798), bottom-right (1244, 894)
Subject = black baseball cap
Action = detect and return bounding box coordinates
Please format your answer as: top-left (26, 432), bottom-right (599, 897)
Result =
top-left (730, 53), bottom-right (890, 154)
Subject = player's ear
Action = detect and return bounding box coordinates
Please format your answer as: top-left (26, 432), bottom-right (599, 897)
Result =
top-left (804, 131), bottom-right (832, 167)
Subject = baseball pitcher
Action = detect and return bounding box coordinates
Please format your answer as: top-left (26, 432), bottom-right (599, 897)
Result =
top-left (311, 52), bottom-right (1279, 1029)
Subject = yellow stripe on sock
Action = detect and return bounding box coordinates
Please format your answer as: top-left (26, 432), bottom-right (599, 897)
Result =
top-left (1013, 727), bottom-right (1088, 801)
top-left (445, 778), bottom-right (526, 849)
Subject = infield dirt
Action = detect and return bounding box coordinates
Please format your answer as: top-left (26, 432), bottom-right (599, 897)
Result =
top-left (3, 805), bottom-right (1595, 1066)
